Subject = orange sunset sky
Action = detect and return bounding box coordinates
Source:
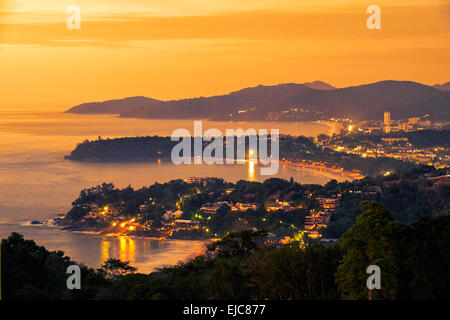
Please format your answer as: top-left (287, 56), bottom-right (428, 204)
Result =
top-left (0, 0), bottom-right (449, 110)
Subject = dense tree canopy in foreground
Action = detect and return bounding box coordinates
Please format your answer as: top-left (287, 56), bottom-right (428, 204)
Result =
top-left (2, 201), bottom-right (449, 300)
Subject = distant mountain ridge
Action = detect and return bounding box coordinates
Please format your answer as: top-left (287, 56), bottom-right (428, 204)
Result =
top-left (303, 81), bottom-right (335, 90)
top-left (65, 96), bottom-right (161, 115)
top-left (66, 80), bottom-right (450, 121)
top-left (433, 82), bottom-right (450, 91)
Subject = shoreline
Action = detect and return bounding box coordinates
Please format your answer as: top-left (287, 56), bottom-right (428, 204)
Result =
top-left (315, 120), bottom-right (344, 135)
top-left (57, 223), bottom-right (211, 242)
top-left (281, 160), bottom-right (365, 181)
top-left (63, 156), bottom-right (365, 182)
top-left (2, 220), bottom-right (212, 243)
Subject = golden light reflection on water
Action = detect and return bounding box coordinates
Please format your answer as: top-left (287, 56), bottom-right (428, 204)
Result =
top-left (95, 235), bottom-right (209, 273)
top-left (119, 236), bottom-right (136, 264)
top-left (119, 237), bottom-right (127, 262)
top-left (101, 236), bottom-right (136, 265)
top-left (128, 237), bottom-right (136, 263)
top-left (248, 160), bottom-right (255, 181)
top-left (101, 240), bottom-right (110, 262)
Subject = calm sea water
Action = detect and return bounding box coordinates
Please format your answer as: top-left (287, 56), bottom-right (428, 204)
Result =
top-left (0, 110), bottom-right (345, 272)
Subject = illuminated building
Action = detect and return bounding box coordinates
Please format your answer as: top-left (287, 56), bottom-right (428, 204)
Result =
top-left (174, 219), bottom-right (200, 226)
top-left (230, 203), bottom-right (258, 212)
top-left (184, 177), bottom-right (203, 184)
top-left (384, 111), bottom-right (391, 133)
top-left (316, 197), bottom-right (340, 212)
top-left (384, 111), bottom-right (391, 126)
top-left (163, 210), bottom-right (184, 221)
top-left (265, 200), bottom-right (295, 212)
top-left (200, 202), bottom-right (229, 214)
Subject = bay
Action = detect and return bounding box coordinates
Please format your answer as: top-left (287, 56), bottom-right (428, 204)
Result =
top-left (0, 110), bottom-right (345, 272)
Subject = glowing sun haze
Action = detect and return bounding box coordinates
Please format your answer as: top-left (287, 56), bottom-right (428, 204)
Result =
top-left (0, 0), bottom-right (449, 110)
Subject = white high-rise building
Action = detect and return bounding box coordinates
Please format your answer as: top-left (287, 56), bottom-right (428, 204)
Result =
top-left (384, 111), bottom-right (391, 133)
top-left (384, 111), bottom-right (391, 126)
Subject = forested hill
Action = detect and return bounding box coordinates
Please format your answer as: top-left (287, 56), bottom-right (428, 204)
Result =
top-left (65, 135), bottom-right (416, 177)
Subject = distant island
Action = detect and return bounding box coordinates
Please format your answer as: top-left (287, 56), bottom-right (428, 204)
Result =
top-left (65, 80), bottom-right (450, 121)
